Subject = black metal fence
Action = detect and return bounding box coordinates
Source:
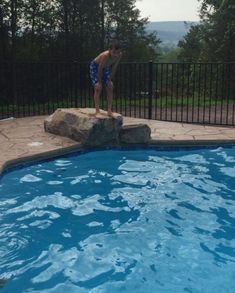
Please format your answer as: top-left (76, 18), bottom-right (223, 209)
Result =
top-left (1, 61), bottom-right (235, 125)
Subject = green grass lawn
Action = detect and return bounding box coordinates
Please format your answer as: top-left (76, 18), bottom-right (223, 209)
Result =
top-left (0, 96), bottom-right (233, 116)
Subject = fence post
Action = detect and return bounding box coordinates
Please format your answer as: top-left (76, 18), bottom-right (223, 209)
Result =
top-left (11, 61), bottom-right (17, 117)
top-left (148, 60), bottom-right (153, 119)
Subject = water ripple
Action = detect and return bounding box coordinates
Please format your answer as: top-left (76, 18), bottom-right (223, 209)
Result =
top-left (0, 148), bottom-right (235, 292)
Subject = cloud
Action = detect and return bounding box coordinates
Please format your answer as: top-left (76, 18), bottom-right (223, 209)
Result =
top-left (136, 0), bottom-right (200, 21)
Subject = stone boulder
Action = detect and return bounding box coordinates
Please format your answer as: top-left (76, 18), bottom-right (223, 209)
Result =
top-left (44, 108), bottom-right (123, 146)
top-left (119, 124), bottom-right (151, 144)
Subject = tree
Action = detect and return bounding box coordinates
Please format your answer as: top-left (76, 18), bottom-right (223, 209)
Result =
top-left (0, 0), bottom-right (160, 61)
top-left (105, 0), bottom-right (160, 61)
top-left (0, 2), bottom-right (9, 60)
top-left (179, 0), bottom-right (235, 62)
top-left (178, 25), bottom-right (202, 62)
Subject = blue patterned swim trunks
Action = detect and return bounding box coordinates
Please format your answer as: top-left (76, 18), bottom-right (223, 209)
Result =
top-left (89, 60), bottom-right (111, 87)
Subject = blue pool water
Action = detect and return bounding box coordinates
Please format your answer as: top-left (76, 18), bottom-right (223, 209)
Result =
top-left (0, 147), bottom-right (235, 293)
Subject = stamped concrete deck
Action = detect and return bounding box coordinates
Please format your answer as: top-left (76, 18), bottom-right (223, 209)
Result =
top-left (1, 115), bottom-right (235, 175)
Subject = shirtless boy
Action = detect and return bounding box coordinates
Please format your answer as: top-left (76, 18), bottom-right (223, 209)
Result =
top-left (90, 41), bottom-right (122, 116)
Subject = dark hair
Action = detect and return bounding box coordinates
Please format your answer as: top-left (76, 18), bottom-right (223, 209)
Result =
top-left (109, 40), bottom-right (122, 50)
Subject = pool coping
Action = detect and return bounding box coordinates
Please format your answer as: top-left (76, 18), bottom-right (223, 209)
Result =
top-left (0, 144), bottom-right (82, 176)
top-left (1, 139), bottom-right (235, 177)
top-left (1, 115), bottom-right (235, 177)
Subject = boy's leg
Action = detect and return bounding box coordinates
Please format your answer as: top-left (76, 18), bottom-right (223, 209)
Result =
top-left (90, 61), bottom-right (101, 115)
top-left (106, 80), bottom-right (113, 116)
top-left (94, 83), bottom-right (102, 115)
top-left (104, 66), bottom-right (114, 116)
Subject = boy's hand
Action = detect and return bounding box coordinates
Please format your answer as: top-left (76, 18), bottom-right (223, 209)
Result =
top-left (107, 79), bottom-right (113, 87)
top-left (95, 82), bottom-right (102, 91)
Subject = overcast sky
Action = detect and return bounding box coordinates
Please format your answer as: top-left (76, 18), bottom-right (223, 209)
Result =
top-left (136, 0), bottom-right (201, 21)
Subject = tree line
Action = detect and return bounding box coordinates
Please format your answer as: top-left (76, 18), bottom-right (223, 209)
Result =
top-left (1, 0), bottom-right (234, 63)
top-left (0, 0), bottom-right (160, 62)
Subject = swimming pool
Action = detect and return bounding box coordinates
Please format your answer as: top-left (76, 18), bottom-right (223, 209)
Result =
top-left (0, 147), bottom-right (235, 292)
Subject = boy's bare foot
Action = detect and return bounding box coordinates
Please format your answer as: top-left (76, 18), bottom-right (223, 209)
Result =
top-left (95, 111), bottom-right (103, 118)
top-left (107, 111), bottom-right (115, 117)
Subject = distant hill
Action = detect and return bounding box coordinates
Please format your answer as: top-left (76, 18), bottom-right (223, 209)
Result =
top-left (146, 21), bottom-right (199, 48)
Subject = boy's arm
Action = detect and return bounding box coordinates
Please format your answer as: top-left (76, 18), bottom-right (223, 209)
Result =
top-left (97, 54), bottom-right (108, 83)
top-left (110, 53), bottom-right (122, 80)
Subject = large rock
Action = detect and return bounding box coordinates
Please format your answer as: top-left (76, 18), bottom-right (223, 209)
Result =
top-left (44, 108), bottom-right (123, 146)
top-left (119, 124), bottom-right (151, 144)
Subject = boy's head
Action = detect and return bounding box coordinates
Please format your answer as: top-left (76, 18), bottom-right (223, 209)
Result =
top-left (109, 40), bottom-right (122, 57)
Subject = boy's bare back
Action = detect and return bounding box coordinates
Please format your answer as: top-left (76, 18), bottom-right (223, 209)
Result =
top-left (94, 50), bottom-right (121, 67)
